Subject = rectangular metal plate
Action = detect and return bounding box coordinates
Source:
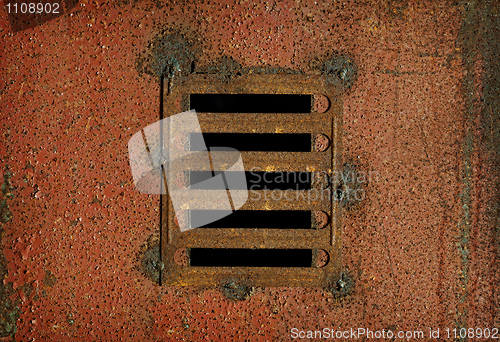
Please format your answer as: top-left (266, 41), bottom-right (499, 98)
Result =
top-left (161, 73), bottom-right (342, 287)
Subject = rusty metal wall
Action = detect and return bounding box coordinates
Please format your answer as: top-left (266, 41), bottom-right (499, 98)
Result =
top-left (0, 0), bottom-right (499, 340)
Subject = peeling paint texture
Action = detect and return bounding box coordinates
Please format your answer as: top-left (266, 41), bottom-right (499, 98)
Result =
top-left (0, 0), bottom-right (498, 340)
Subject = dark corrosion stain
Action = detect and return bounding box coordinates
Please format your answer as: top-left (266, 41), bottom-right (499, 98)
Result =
top-left (326, 270), bottom-right (354, 300)
top-left (137, 28), bottom-right (353, 81)
top-left (476, 0), bottom-right (500, 327)
top-left (220, 279), bottom-right (252, 302)
top-left (136, 30), bottom-right (198, 79)
top-left (140, 244), bottom-right (161, 284)
top-left (0, 254), bottom-right (20, 338)
top-left (0, 166), bottom-right (20, 338)
top-left (136, 236), bottom-right (162, 285)
top-left (309, 53), bottom-right (358, 90)
top-left (0, 269), bottom-right (20, 338)
top-left (385, 0), bottom-right (408, 20)
top-left (0, 167), bottom-right (13, 224)
top-left (43, 270), bottom-right (57, 288)
top-left (457, 0), bottom-right (500, 335)
top-left (456, 1), bottom-right (477, 333)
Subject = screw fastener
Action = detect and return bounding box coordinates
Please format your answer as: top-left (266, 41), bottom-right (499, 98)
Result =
top-left (314, 134), bottom-right (330, 152)
top-left (313, 94), bottom-right (330, 113)
top-left (174, 248), bottom-right (188, 266)
top-left (316, 249), bottom-right (329, 268)
top-left (312, 211), bottom-right (329, 229)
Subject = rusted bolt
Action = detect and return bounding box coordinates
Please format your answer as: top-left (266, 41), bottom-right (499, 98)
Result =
top-left (312, 94), bottom-right (330, 113)
top-left (174, 248), bottom-right (189, 267)
top-left (339, 67), bottom-right (349, 81)
top-left (315, 249), bottom-right (329, 268)
top-left (312, 171), bottom-right (330, 190)
top-left (314, 134), bottom-right (330, 152)
top-left (323, 55), bottom-right (358, 89)
top-left (328, 271), bottom-right (354, 299)
top-left (312, 211), bottom-right (329, 229)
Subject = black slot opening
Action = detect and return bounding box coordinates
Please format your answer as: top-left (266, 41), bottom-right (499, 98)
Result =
top-left (190, 94), bottom-right (312, 113)
top-left (190, 133), bottom-right (311, 152)
top-left (189, 171), bottom-right (311, 190)
top-left (193, 210), bottom-right (311, 228)
top-left (190, 248), bottom-right (312, 267)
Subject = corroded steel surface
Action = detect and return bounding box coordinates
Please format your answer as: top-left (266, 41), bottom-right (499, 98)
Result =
top-left (0, 0), bottom-right (498, 340)
top-left (161, 73), bottom-right (342, 287)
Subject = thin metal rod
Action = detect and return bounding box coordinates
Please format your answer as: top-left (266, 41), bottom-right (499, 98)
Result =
top-left (159, 75), bottom-right (164, 286)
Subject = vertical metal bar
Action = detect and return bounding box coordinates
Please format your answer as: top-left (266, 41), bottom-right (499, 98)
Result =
top-left (159, 75), bottom-right (164, 286)
top-left (330, 105), bottom-right (335, 247)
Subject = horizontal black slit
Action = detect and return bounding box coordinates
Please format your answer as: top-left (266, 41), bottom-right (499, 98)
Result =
top-left (189, 171), bottom-right (311, 190)
top-left (193, 210), bottom-right (311, 228)
top-left (190, 248), bottom-right (312, 267)
top-left (190, 133), bottom-right (311, 152)
top-left (190, 94), bottom-right (312, 113)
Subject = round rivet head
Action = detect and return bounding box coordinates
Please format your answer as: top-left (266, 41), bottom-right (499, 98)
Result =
top-left (313, 94), bottom-right (330, 113)
top-left (174, 248), bottom-right (188, 267)
top-left (315, 249), bottom-right (329, 268)
top-left (312, 210), bottom-right (329, 229)
top-left (314, 134), bottom-right (330, 152)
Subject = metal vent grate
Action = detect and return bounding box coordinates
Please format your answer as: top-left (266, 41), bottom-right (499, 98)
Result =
top-left (161, 74), bottom-right (342, 287)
